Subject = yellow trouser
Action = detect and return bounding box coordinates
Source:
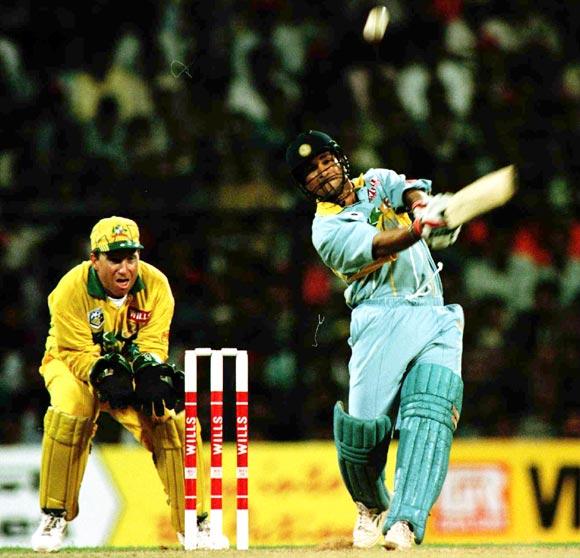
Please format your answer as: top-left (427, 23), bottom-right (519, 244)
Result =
top-left (38, 358), bottom-right (207, 533)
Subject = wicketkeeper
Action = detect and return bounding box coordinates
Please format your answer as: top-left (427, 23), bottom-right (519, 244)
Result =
top-left (286, 131), bottom-right (464, 550)
top-left (31, 216), bottom-right (227, 552)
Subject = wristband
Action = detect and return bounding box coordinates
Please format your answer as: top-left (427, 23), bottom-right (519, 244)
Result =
top-left (409, 219), bottom-right (422, 240)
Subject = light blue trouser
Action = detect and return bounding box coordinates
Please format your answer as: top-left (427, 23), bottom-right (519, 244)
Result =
top-left (347, 300), bottom-right (464, 420)
top-left (346, 299), bottom-right (464, 542)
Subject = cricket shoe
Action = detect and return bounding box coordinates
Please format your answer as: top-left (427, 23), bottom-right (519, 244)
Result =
top-left (383, 520), bottom-right (415, 550)
top-left (31, 511), bottom-right (68, 552)
top-left (352, 502), bottom-right (387, 548)
top-left (177, 517), bottom-right (230, 550)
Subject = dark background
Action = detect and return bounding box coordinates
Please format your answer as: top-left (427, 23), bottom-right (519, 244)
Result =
top-left (0, 0), bottom-right (578, 443)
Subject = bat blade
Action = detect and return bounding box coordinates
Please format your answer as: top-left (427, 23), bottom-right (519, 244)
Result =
top-left (444, 165), bottom-right (517, 228)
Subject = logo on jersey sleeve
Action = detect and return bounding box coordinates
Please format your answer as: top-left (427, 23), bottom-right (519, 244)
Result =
top-left (88, 308), bottom-right (104, 330)
top-left (368, 177), bottom-right (381, 201)
top-left (128, 307), bottom-right (151, 324)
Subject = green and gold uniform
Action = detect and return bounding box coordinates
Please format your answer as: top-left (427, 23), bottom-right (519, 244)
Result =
top-left (38, 259), bottom-right (206, 535)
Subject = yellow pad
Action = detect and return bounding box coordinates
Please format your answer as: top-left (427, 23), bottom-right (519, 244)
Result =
top-left (153, 413), bottom-right (207, 534)
top-left (39, 407), bottom-right (96, 521)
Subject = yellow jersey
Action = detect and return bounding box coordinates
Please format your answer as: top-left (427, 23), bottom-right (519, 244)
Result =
top-left (41, 260), bottom-right (174, 381)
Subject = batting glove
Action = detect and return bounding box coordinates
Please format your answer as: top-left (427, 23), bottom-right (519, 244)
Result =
top-left (425, 225), bottom-right (462, 250)
top-left (411, 193), bottom-right (452, 239)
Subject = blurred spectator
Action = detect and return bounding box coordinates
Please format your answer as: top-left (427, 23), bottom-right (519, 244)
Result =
top-left (61, 40), bottom-right (153, 124)
top-left (124, 115), bottom-right (166, 178)
top-left (461, 218), bottom-right (512, 304)
top-left (0, 1), bottom-right (578, 442)
top-left (507, 216), bottom-right (580, 312)
top-left (0, 36), bottom-right (34, 104)
top-left (83, 95), bottom-right (126, 176)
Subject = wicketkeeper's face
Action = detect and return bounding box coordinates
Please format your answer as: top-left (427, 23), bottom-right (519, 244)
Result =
top-left (91, 249), bottom-right (140, 298)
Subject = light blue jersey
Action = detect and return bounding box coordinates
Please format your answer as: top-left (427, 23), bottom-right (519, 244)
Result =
top-left (311, 168), bottom-right (464, 420)
top-left (313, 168), bottom-right (443, 308)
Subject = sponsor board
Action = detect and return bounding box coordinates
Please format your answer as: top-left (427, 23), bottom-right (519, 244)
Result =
top-left (432, 463), bottom-right (510, 533)
top-left (0, 446), bottom-right (119, 548)
top-left (1, 440), bottom-right (578, 547)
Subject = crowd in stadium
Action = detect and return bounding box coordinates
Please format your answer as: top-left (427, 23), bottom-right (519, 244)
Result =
top-left (0, 0), bottom-right (579, 443)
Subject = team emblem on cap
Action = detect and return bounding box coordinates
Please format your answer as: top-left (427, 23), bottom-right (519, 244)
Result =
top-left (298, 143), bottom-right (312, 157)
top-left (112, 224), bottom-right (129, 238)
top-left (90, 215), bottom-right (143, 253)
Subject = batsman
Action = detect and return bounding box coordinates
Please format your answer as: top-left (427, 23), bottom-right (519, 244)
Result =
top-left (286, 131), bottom-right (464, 550)
top-left (31, 216), bottom-right (227, 552)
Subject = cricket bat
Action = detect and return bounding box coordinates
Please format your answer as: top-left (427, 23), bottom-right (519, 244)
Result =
top-left (444, 165), bottom-right (517, 229)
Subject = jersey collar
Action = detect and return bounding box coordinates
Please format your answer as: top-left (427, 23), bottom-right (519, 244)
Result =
top-left (315, 174), bottom-right (365, 216)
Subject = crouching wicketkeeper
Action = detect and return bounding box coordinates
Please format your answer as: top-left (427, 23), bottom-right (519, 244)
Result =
top-left (31, 216), bottom-right (228, 552)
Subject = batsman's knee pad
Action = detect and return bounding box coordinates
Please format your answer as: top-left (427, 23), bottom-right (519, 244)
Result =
top-left (39, 406), bottom-right (96, 521)
top-left (333, 401), bottom-right (391, 511)
top-left (384, 364), bottom-right (463, 543)
top-left (152, 416), bottom-right (186, 534)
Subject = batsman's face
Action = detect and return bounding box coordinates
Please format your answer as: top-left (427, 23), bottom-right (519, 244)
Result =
top-left (91, 250), bottom-right (140, 298)
top-left (303, 151), bottom-right (353, 205)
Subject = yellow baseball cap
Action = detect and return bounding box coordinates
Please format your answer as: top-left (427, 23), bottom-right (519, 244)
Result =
top-left (90, 216), bottom-right (144, 253)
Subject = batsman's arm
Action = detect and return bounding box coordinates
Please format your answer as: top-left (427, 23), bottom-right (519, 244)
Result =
top-left (404, 188), bottom-right (430, 213)
top-left (371, 188), bottom-right (438, 259)
top-left (371, 226), bottom-right (420, 259)
top-left (374, 170), bottom-right (431, 211)
top-left (372, 189), bottom-right (457, 260)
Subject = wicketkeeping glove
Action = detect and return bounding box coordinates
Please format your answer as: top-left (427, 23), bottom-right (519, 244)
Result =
top-left (132, 353), bottom-right (179, 417)
top-left (90, 353), bottom-right (134, 409)
top-left (172, 367), bottom-right (185, 413)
